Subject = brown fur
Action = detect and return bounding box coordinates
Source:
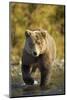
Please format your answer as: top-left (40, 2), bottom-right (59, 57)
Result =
top-left (21, 29), bottom-right (56, 87)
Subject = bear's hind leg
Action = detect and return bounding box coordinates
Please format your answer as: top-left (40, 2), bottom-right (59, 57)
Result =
top-left (22, 65), bottom-right (34, 85)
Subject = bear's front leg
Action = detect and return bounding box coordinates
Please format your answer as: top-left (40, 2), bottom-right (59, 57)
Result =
top-left (40, 66), bottom-right (49, 87)
top-left (22, 65), bottom-right (34, 85)
top-left (38, 55), bottom-right (50, 88)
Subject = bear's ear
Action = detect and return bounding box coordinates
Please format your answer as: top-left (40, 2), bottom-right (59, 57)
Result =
top-left (25, 30), bottom-right (31, 38)
top-left (41, 31), bottom-right (46, 38)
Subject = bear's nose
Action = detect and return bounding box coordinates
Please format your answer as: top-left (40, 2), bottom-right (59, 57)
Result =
top-left (33, 51), bottom-right (37, 56)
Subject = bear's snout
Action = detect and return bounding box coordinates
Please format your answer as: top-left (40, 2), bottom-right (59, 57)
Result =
top-left (33, 51), bottom-right (37, 56)
top-left (32, 48), bottom-right (40, 57)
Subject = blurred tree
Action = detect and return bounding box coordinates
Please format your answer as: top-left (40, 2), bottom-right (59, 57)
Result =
top-left (10, 3), bottom-right (65, 60)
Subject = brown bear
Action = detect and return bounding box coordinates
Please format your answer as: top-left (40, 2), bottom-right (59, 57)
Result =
top-left (21, 29), bottom-right (56, 87)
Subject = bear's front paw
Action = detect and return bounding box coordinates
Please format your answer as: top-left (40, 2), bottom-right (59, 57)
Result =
top-left (23, 77), bottom-right (34, 85)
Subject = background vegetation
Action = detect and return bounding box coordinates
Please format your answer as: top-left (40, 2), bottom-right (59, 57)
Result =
top-left (10, 3), bottom-right (65, 96)
top-left (10, 3), bottom-right (65, 64)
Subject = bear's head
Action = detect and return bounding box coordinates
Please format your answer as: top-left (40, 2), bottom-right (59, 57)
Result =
top-left (25, 29), bottom-right (47, 57)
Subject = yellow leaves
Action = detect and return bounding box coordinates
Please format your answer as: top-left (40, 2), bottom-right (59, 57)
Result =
top-left (10, 3), bottom-right (64, 59)
top-left (15, 23), bottom-right (23, 36)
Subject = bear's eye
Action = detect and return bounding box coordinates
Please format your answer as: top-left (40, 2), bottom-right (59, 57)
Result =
top-left (41, 32), bottom-right (46, 38)
top-left (29, 42), bottom-right (34, 48)
top-left (28, 38), bottom-right (34, 48)
top-left (36, 35), bottom-right (38, 39)
top-left (36, 40), bottom-right (41, 44)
